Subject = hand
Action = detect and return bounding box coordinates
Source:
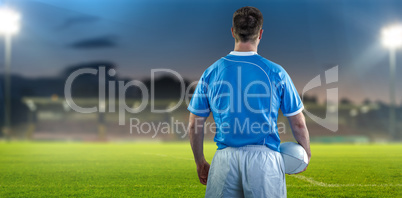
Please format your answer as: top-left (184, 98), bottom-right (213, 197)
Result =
top-left (196, 160), bottom-right (210, 185)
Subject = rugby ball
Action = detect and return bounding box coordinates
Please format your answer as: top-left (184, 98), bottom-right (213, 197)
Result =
top-left (279, 142), bottom-right (308, 174)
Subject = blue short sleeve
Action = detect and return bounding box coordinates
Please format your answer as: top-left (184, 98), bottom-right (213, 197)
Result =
top-left (188, 73), bottom-right (211, 117)
top-left (280, 71), bottom-right (304, 117)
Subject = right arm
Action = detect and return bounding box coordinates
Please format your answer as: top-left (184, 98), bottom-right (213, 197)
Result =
top-left (188, 113), bottom-right (210, 185)
top-left (287, 112), bottom-right (311, 174)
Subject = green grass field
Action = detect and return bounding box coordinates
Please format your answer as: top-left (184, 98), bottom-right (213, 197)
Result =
top-left (0, 142), bottom-right (401, 197)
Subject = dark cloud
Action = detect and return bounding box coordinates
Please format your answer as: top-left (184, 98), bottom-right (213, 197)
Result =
top-left (58, 15), bottom-right (100, 29)
top-left (69, 35), bottom-right (117, 49)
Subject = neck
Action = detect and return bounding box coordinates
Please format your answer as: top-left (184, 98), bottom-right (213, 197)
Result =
top-left (234, 41), bottom-right (258, 52)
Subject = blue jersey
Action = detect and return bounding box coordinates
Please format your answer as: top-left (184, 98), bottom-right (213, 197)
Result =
top-left (188, 51), bottom-right (303, 152)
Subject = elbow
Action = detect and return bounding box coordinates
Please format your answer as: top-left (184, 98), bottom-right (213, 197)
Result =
top-left (188, 119), bottom-right (196, 130)
top-left (294, 121), bottom-right (306, 131)
top-left (289, 113), bottom-right (307, 131)
top-left (188, 120), bottom-right (197, 135)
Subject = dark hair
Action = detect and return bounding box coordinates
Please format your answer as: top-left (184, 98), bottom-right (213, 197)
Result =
top-left (232, 6), bottom-right (263, 43)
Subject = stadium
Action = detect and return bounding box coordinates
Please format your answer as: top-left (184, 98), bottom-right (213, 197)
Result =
top-left (0, 0), bottom-right (401, 197)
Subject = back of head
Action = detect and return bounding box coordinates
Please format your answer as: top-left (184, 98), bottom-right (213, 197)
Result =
top-left (232, 6), bottom-right (263, 43)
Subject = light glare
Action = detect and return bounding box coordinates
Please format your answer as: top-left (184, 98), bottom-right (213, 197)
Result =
top-left (0, 8), bottom-right (20, 35)
top-left (382, 25), bottom-right (402, 48)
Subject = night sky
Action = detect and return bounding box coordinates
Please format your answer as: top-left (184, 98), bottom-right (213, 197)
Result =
top-left (1, 0), bottom-right (402, 103)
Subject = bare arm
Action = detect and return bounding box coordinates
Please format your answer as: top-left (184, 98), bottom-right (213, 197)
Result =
top-left (287, 112), bottom-right (311, 173)
top-left (188, 112), bottom-right (209, 185)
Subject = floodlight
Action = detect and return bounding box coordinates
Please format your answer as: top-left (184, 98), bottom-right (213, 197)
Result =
top-left (382, 25), bottom-right (402, 48)
top-left (0, 8), bottom-right (20, 35)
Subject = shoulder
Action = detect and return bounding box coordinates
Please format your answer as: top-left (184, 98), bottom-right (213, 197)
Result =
top-left (200, 58), bottom-right (226, 79)
top-left (256, 56), bottom-right (290, 81)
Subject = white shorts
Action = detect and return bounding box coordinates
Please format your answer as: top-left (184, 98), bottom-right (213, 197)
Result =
top-left (205, 145), bottom-right (286, 198)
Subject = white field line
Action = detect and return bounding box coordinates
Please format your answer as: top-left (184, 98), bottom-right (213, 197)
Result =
top-left (290, 175), bottom-right (402, 187)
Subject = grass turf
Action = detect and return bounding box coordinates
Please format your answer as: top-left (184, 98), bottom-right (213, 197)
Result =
top-left (0, 142), bottom-right (401, 197)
